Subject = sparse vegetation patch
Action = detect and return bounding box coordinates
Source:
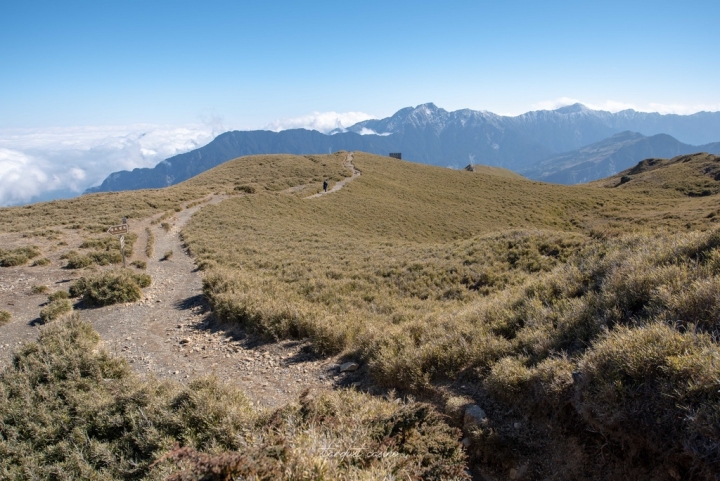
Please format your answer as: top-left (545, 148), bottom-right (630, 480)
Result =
top-left (0, 318), bottom-right (468, 480)
top-left (30, 284), bottom-right (48, 295)
top-left (130, 259), bottom-right (147, 270)
top-left (48, 291), bottom-right (69, 302)
top-left (70, 269), bottom-right (151, 306)
top-left (39, 298), bottom-right (73, 323)
top-left (0, 246), bottom-right (41, 267)
top-left (145, 226), bottom-right (154, 257)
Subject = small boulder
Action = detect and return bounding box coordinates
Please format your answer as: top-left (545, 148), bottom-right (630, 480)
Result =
top-left (463, 404), bottom-right (487, 430)
top-left (179, 338), bottom-right (191, 345)
top-left (340, 361), bottom-right (359, 373)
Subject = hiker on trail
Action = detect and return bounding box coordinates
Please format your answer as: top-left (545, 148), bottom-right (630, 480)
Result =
top-left (323, 180), bottom-right (328, 192)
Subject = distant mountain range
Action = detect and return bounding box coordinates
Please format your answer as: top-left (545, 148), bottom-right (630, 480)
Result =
top-left (521, 131), bottom-right (720, 184)
top-left (87, 103), bottom-right (720, 193)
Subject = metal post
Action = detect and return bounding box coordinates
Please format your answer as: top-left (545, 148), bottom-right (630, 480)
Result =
top-left (120, 235), bottom-right (126, 267)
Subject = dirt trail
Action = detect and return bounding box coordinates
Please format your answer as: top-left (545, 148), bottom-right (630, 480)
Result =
top-left (0, 195), bottom-right (359, 408)
top-left (305, 151), bottom-right (360, 198)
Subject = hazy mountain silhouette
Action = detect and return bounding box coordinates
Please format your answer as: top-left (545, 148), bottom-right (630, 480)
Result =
top-left (87, 103), bottom-right (720, 193)
top-left (522, 131), bottom-right (720, 184)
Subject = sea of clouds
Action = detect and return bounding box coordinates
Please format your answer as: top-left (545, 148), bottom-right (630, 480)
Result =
top-left (264, 111), bottom-right (373, 133)
top-left (0, 111), bottom-right (375, 207)
top-left (0, 123), bottom-right (223, 207)
top-left (8, 103), bottom-right (714, 208)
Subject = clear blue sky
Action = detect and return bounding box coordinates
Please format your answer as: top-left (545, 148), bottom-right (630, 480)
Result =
top-left (2, 0), bottom-right (719, 129)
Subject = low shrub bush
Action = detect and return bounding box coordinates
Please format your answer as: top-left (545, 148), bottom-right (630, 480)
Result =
top-left (30, 284), bottom-right (48, 294)
top-left (0, 310), bottom-right (10, 326)
top-left (130, 259), bottom-right (147, 270)
top-left (48, 291), bottom-right (70, 302)
top-left (31, 257), bottom-right (51, 266)
top-left (39, 298), bottom-right (73, 323)
top-left (0, 246), bottom-right (41, 267)
top-left (70, 269), bottom-right (152, 306)
top-left (0, 318), bottom-right (468, 480)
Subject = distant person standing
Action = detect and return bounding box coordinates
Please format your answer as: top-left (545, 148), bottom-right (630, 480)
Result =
top-left (323, 179), bottom-right (328, 192)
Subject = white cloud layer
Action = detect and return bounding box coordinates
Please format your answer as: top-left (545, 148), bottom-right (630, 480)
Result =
top-left (532, 97), bottom-right (720, 114)
top-left (0, 123), bottom-right (221, 206)
top-left (265, 111), bottom-right (374, 133)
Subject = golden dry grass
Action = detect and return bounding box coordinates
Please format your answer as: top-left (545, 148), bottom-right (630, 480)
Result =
top-left (0, 318), bottom-right (467, 480)
top-left (0, 152), bottom-right (350, 233)
top-left (4, 150), bottom-right (720, 478)
top-left (182, 151), bottom-right (720, 478)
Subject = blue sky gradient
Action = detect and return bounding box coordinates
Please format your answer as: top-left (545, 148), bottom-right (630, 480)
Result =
top-left (2, 0), bottom-right (719, 128)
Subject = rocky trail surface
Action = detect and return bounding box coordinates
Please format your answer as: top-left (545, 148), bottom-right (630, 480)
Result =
top-left (306, 151), bottom-right (360, 198)
top-left (0, 185), bottom-right (366, 408)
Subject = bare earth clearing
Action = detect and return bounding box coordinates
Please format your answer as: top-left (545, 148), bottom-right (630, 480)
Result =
top-left (0, 154), bottom-right (366, 409)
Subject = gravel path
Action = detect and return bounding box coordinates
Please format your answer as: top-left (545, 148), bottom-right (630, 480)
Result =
top-left (0, 195), bottom-right (364, 408)
top-left (305, 151), bottom-right (360, 198)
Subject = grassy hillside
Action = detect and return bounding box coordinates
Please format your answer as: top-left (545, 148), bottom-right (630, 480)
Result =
top-left (185, 152), bottom-right (720, 479)
top-left (591, 152), bottom-right (720, 197)
top-left (0, 152), bottom-right (350, 232)
top-left (2, 151), bottom-right (720, 479)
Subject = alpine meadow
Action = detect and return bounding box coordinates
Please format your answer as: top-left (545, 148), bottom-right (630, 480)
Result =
top-left (2, 149), bottom-right (720, 480)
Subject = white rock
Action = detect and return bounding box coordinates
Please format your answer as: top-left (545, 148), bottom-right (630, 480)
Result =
top-left (463, 404), bottom-right (487, 430)
top-left (340, 362), bottom-right (359, 372)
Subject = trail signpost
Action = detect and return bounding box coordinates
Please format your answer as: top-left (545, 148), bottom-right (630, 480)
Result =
top-left (108, 218), bottom-right (129, 267)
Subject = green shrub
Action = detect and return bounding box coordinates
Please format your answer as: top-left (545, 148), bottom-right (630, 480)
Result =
top-left (31, 257), bottom-right (51, 266)
top-left (71, 269), bottom-right (152, 306)
top-left (39, 299), bottom-right (73, 323)
top-left (161, 222), bottom-right (171, 232)
top-left (0, 310), bottom-right (10, 326)
top-left (48, 291), bottom-right (70, 302)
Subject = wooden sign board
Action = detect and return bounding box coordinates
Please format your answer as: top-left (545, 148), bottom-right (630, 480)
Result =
top-left (107, 224), bottom-right (129, 235)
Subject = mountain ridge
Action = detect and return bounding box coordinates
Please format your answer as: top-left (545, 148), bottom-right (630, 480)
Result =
top-left (86, 103), bottom-right (720, 193)
top-left (522, 131), bottom-right (720, 184)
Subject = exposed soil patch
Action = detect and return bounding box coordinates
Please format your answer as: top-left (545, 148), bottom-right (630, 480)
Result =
top-left (0, 195), bottom-right (361, 408)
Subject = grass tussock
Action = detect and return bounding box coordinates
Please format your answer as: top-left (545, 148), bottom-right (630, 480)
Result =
top-left (60, 233), bottom-right (138, 269)
top-left (48, 291), bottom-right (70, 302)
top-left (145, 227), bottom-right (154, 257)
top-left (39, 299), bottom-right (73, 323)
top-left (0, 318), bottom-right (468, 480)
top-left (70, 269), bottom-right (151, 306)
top-left (161, 250), bottom-right (173, 261)
top-left (0, 245), bottom-right (41, 267)
top-left (131, 260), bottom-right (147, 270)
top-left (0, 310), bottom-right (10, 326)
top-left (31, 284), bottom-right (49, 295)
